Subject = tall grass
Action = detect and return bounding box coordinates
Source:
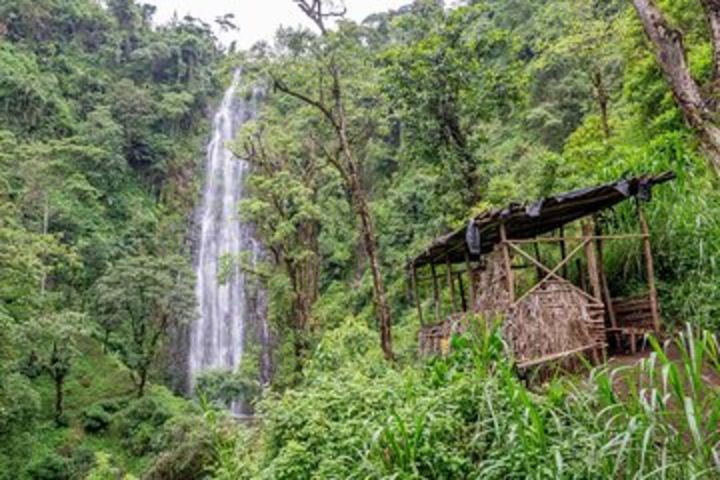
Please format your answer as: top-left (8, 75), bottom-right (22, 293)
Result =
top-left (207, 320), bottom-right (719, 479)
top-left (587, 325), bottom-right (720, 478)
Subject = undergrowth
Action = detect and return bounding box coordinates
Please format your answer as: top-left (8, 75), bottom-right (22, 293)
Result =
top-left (207, 319), bottom-right (720, 479)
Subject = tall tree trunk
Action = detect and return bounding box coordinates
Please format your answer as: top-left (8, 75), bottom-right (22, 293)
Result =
top-left (342, 139), bottom-right (393, 360)
top-left (592, 71), bottom-right (611, 139)
top-left (50, 341), bottom-right (65, 426)
top-left (633, 0), bottom-right (720, 174)
top-left (137, 366), bottom-right (147, 398)
top-left (288, 0), bottom-right (394, 360)
top-left (438, 98), bottom-right (478, 207)
top-left (54, 377), bottom-right (64, 425)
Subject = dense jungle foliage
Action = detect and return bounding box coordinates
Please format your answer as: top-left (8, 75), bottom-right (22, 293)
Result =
top-left (1, 0), bottom-right (720, 479)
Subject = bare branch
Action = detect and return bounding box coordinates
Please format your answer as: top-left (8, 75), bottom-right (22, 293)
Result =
top-left (293, 0), bottom-right (347, 34)
top-left (271, 73), bottom-right (339, 130)
top-left (308, 133), bottom-right (350, 185)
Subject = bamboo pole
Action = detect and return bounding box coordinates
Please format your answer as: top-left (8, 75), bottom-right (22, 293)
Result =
top-left (638, 205), bottom-right (661, 333)
top-left (457, 272), bottom-right (467, 312)
top-left (446, 255), bottom-right (457, 313)
top-left (411, 265), bottom-right (423, 325)
top-left (430, 261), bottom-right (441, 323)
top-left (508, 234), bottom-right (647, 244)
top-left (499, 223), bottom-right (515, 302)
top-left (559, 226), bottom-right (568, 278)
top-left (583, 221), bottom-right (603, 302)
top-left (533, 241), bottom-right (543, 282)
top-left (464, 249), bottom-right (477, 312)
top-left (508, 240), bottom-right (598, 305)
top-left (594, 220), bottom-right (617, 329)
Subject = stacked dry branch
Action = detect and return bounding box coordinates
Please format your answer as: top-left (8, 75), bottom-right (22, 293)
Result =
top-left (473, 248), bottom-right (512, 317)
top-left (507, 280), bottom-right (605, 368)
top-left (420, 248), bottom-right (607, 367)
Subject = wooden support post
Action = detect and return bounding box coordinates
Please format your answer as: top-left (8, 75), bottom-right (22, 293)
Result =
top-left (533, 241), bottom-right (543, 282)
top-left (594, 220), bottom-right (617, 329)
top-left (411, 265), bottom-right (423, 325)
top-left (577, 259), bottom-right (587, 292)
top-left (499, 222), bottom-right (515, 301)
top-left (583, 221), bottom-right (603, 301)
top-left (446, 255), bottom-right (457, 313)
top-left (638, 205), bottom-right (661, 333)
top-left (430, 261), bottom-right (441, 323)
top-left (457, 272), bottom-right (468, 312)
top-left (559, 226), bottom-right (568, 278)
top-left (464, 249), bottom-right (477, 312)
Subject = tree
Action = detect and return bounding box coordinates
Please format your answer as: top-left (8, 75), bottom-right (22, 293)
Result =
top-left (94, 254), bottom-right (195, 397)
top-left (270, 0), bottom-right (394, 360)
top-left (22, 311), bottom-right (83, 426)
top-left (632, 0), bottom-right (720, 174)
top-left (529, 1), bottom-right (624, 142)
top-left (240, 108), bottom-right (328, 370)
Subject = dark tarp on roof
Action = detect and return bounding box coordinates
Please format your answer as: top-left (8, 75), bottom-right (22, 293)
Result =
top-left (410, 172), bottom-right (675, 268)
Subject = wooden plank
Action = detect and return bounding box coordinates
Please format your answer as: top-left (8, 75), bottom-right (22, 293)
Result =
top-left (517, 343), bottom-right (604, 369)
top-left (617, 312), bottom-right (655, 323)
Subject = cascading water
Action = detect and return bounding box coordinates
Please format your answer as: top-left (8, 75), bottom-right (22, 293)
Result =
top-left (189, 70), bottom-right (270, 414)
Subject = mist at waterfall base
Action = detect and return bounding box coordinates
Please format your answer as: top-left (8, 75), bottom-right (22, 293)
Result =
top-left (188, 71), bottom-right (271, 415)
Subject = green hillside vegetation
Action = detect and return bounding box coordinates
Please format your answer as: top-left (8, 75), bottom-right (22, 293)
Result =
top-left (0, 0), bottom-right (222, 477)
top-left (1, 0), bottom-right (720, 479)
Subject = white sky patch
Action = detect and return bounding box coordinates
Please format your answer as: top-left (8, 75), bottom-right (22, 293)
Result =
top-left (143, 0), bottom-right (411, 48)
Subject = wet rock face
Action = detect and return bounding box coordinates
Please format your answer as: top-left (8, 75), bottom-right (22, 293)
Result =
top-left (187, 71), bottom-right (270, 414)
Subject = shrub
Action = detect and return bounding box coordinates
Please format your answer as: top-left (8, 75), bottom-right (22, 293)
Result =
top-left (68, 445), bottom-right (96, 478)
top-left (26, 453), bottom-right (69, 480)
top-left (208, 323), bottom-right (720, 479)
top-left (82, 405), bottom-right (112, 433)
top-left (116, 397), bottom-right (172, 456)
top-left (95, 398), bottom-right (126, 414)
top-left (144, 416), bottom-right (214, 480)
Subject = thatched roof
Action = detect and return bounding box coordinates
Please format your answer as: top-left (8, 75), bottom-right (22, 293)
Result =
top-left (410, 172), bottom-right (675, 268)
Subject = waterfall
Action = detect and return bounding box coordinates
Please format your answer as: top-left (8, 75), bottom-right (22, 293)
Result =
top-left (189, 70), bottom-right (270, 414)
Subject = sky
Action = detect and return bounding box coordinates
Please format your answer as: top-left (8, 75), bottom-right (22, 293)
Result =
top-left (144, 0), bottom-right (411, 48)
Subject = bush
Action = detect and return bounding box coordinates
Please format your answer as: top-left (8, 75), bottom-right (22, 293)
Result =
top-left (69, 445), bottom-right (96, 478)
top-left (209, 323), bottom-right (720, 479)
top-left (117, 397), bottom-right (172, 433)
top-left (26, 453), bottom-right (69, 480)
top-left (95, 398), bottom-right (127, 414)
top-left (143, 416), bottom-right (214, 480)
top-left (0, 373), bottom-right (39, 436)
top-left (82, 405), bottom-right (112, 433)
top-left (84, 452), bottom-right (125, 480)
top-left (116, 396), bottom-right (172, 456)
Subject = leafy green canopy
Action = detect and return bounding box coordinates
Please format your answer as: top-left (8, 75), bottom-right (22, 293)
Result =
top-left (0, 0), bottom-right (223, 476)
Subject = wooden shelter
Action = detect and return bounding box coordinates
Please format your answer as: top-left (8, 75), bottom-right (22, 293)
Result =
top-left (410, 172), bottom-right (675, 368)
